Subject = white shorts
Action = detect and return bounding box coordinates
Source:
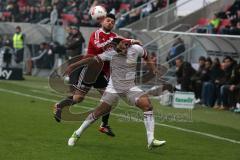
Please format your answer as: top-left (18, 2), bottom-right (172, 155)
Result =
top-left (100, 86), bottom-right (146, 106)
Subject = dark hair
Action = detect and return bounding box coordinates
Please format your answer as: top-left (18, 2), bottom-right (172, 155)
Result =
top-left (213, 57), bottom-right (220, 65)
top-left (233, 63), bottom-right (240, 77)
top-left (199, 56), bottom-right (206, 61)
top-left (175, 56), bottom-right (184, 62)
top-left (40, 42), bottom-right (48, 46)
top-left (236, 63), bottom-right (240, 70)
top-left (223, 56), bottom-right (233, 62)
top-left (16, 26), bottom-right (21, 30)
top-left (151, 52), bottom-right (156, 57)
top-left (206, 57), bottom-right (213, 65)
top-left (106, 13), bottom-right (116, 21)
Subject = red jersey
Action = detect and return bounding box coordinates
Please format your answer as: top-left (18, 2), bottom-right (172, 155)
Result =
top-left (87, 28), bottom-right (117, 77)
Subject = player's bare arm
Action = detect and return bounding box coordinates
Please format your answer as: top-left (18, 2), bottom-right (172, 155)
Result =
top-left (63, 54), bottom-right (103, 76)
top-left (144, 54), bottom-right (159, 75)
top-left (64, 57), bottom-right (92, 76)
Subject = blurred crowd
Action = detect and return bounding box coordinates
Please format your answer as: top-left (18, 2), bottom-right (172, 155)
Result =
top-left (175, 56), bottom-right (240, 112)
top-left (197, 0), bottom-right (240, 35)
top-left (0, 0), bottom-right (177, 27)
top-left (0, 25), bottom-right (87, 75)
top-left (0, 0), bottom-right (52, 23)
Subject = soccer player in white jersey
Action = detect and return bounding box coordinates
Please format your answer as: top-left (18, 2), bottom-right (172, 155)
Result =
top-left (65, 37), bottom-right (166, 149)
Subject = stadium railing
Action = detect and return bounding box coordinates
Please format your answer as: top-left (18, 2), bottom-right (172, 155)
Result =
top-left (153, 30), bottom-right (240, 63)
top-left (127, 29), bottom-right (240, 87)
top-left (151, 0), bottom-right (219, 31)
top-left (162, 0), bottom-right (235, 31)
top-left (123, 0), bottom-right (178, 30)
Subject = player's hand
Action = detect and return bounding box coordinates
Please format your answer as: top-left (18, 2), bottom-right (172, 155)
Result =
top-left (63, 66), bottom-right (73, 77)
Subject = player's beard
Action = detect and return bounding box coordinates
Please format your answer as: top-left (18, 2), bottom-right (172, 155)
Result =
top-left (102, 26), bottom-right (112, 33)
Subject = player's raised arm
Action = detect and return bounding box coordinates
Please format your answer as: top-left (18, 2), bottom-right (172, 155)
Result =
top-left (97, 49), bottom-right (117, 61)
top-left (133, 44), bottom-right (158, 75)
top-left (64, 57), bottom-right (92, 76)
top-left (144, 53), bottom-right (159, 75)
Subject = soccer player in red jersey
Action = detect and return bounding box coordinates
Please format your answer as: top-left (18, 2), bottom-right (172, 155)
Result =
top-left (54, 13), bottom-right (117, 136)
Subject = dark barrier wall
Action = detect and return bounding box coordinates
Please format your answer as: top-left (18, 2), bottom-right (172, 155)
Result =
top-left (0, 67), bottom-right (23, 80)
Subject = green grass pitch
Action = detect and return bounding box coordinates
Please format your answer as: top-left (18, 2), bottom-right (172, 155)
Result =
top-left (0, 76), bottom-right (240, 160)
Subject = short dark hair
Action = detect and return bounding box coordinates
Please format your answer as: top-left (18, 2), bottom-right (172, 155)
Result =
top-left (16, 26), bottom-right (21, 30)
top-left (206, 57), bottom-right (213, 65)
top-left (41, 42), bottom-right (48, 46)
top-left (199, 56), bottom-right (206, 61)
top-left (106, 13), bottom-right (116, 21)
top-left (175, 56), bottom-right (184, 62)
top-left (223, 56), bottom-right (233, 62)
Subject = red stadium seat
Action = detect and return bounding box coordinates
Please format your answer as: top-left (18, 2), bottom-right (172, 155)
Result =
top-left (2, 12), bottom-right (11, 17)
top-left (61, 14), bottom-right (78, 24)
top-left (18, 0), bottom-right (27, 7)
top-left (162, 0), bottom-right (167, 8)
top-left (217, 19), bottom-right (231, 33)
top-left (119, 3), bottom-right (131, 11)
top-left (197, 18), bottom-right (209, 26)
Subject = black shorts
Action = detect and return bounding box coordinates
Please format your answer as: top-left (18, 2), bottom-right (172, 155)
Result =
top-left (15, 49), bottom-right (24, 63)
top-left (72, 66), bottom-right (108, 93)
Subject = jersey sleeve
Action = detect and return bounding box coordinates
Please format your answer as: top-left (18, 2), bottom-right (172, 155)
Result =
top-left (132, 44), bottom-right (148, 59)
top-left (97, 49), bottom-right (116, 61)
top-left (87, 33), bottom-right (96, 55)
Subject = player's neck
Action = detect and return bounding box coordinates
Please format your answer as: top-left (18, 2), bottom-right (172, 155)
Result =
top-left (101, 28), bottom-right (111, 34)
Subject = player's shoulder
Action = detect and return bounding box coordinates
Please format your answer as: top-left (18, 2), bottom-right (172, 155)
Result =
top-left (91, 29), bottom-right (117, 39)
top-left (93, 28), bottom-right (108, 34)
top-left (111, 32), bottom-right (118, 37)
top-left (129, 44), bottom-right (143, 51)
top-left (92, 28), bottom-right (101, 33)
top-left (128, 44), bottom-right (147, 58)
top-left (105, 48), bottom-right (117, 54)
top-left (98, 49), bottom-right (117, 61)
top-left (91, 28), bottom-right (102, 37)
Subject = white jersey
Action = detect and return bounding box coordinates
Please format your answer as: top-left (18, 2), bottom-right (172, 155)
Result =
top-left (98, 44), bottom-right (147, 93)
